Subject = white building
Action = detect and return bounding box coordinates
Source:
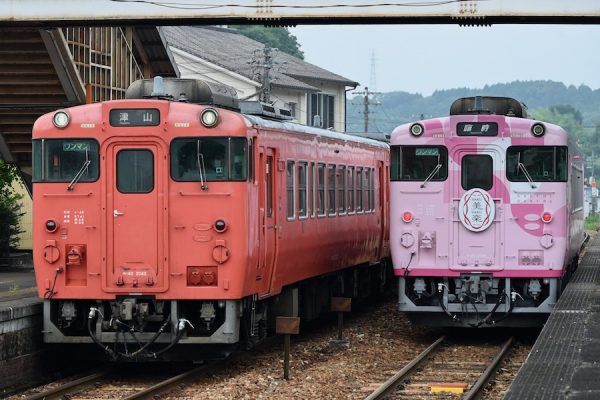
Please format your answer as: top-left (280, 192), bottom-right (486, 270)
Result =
top-left (162, 26), bottom-right (358, 132)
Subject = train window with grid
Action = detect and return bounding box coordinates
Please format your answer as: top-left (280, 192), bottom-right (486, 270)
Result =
top-left (170, 137), bottom-right (247, 181)
top-left (462, 155), bottom-right (493, 191)
top-left (298, 161), bottom-right (308, 219)
top-left (328, 164), bottom-right (336, 216)
top-left (317, 163), bottom-right (326, 216)
top-left (338, 165), bottom-right (346, 214)
top-left (506, 146), bottom-right (568, 182)
top-left (356, 167), bottom-right (363, 212)
top-left (365, 168), bottom-right (371, 211)
top-left (309, 162), bottom-right (315, 218)
top-left (32, 139), bottom-right (100, 183)
top-left (117, 149), bottom-right (154, 193)
top-left (347, 166), bottom-right (355, 214)
top-left (287, 160), bottom-right (295, 220)
top-left (390, 145), bottom-right (448, 182)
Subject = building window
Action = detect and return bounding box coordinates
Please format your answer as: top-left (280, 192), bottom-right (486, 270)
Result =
top-left (298, 161), bottom-right (308, 218)
top-left (308, 93), bottom-right (335, 129)
top-left (328, 164), bottom-right (336, 215)
top-left (317, 163), bottom-right (326, 216)
top-left (288, 102), bottom-right (297, 118)
top-left (287, 160), bottom-right (295, 219)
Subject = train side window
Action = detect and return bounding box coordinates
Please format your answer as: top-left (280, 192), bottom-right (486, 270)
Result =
top-left (309, 162), bottom-right (315, 218)
top-left (365, 168), bottom-right (372, 211)
top-left (356, 167), bottom-right (363, 212)
top-left (370, 168), bottom-right (376, 212)
top-left (338, 165), bottom-right (346, 214)
top-left (462, 155), bottom-right (493, 191)
top-left (317, 163), bottom-right (326, 217)
top-left (248, 138), bottom-right (254, 182)
top-left (390, 145), bottom-right (448, 182)
top-left (287, 160), bottom-right (295, 220)
top-left (298, 161), bottom-right (308, 219)
top-left (117, 149), bottom-right (154, 193)
top-left (347, 166), bottom-right (355, 214)
top-left (328, 164), bottom-right (336, 216)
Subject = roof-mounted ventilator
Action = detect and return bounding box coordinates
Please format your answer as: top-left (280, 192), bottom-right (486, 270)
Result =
top-left (240, 100), bottom-right (294, 121)
top-left (450, 96), bottom-right (528, 118)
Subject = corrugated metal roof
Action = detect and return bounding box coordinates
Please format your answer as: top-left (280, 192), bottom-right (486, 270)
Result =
top-left (162, 26), bottom-right (358, 92)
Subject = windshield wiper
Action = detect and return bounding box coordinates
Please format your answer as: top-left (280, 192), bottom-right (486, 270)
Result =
top-left (67, 149), bottom-right (91, 191)
top-left (516, 152), bottom-right (536, 189)
top-left (420, 163), bottom-right (442, 188)
top-left (196, 140), bottom-right (208, 191)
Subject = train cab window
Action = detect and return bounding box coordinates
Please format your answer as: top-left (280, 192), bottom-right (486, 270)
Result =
top-left (287, 161), bottom-right (295, 220)
top-left (506, 146), bottom-right (568, 182)
top-left (117, 149), bottom-right (154, 193)
top-left (170, 137), bottom-right (247, 182)
top-left (338, 165), bottom-right (346, 214)
top-left (347, 166), bottom-right (355, 214)
top-left (390, 145), bottom-right (448, 182)
top-left (328, 164), bottom-right (336, 216)
top-left (298, 162), bottom-right (308, 218)
top-left (462, 155), bottom-right (493, 191)
top-left (32, 139), bottom-right (99, 183)
top-left (356, 167), bottom-right (363, 212)
top-left (317, 163), bottom-right (326, 216)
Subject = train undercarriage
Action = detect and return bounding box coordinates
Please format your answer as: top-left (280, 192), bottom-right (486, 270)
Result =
top-left (43, 262), bottom-right (391, 360)
top-left (399, 259), bottom-right (577, 328)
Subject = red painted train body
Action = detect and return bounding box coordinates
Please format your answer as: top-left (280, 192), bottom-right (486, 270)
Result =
top-left (32, 78), bottom-right (390, 359)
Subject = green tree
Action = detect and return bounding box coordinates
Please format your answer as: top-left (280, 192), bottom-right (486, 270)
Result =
top-left (230, 25), bottom-right (304, 59)
top-left (0, 160), bottom-right (23, 255)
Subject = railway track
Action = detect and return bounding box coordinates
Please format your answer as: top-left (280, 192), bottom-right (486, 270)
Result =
top-left (365, 335), bottom-right (514, 400)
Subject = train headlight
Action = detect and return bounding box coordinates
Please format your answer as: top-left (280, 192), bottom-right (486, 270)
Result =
top-left (52, 110), bottom-right (70, 128)
top-left (402, 211), bottom-right (413, 223)
top-left (200, 108), bottom-right (219, 128)
top-left (531, 123), bottom-right (545, 137)
top-left (214, 219), bottom-right (227, 232)
top-left (541, 212), bottom-right (552, 223)
top-left (409, 123), bottom-right (424, 137)
top-left (45, 219), bottom-right (58, 233)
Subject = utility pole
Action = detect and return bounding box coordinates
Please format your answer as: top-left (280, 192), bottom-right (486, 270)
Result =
top-left (352, 86), bottom-right (380, 132)
top-left (249, 47), bottom-right (275, 103)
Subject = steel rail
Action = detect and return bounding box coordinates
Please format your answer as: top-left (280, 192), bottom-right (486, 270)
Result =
top-left (364, 335), bottom-right (445, 400)
top-left (26, 369), bottom-right (110, 400)
top-left (462, 336), bottom-right (515, 400)
top-left (121, 364), bottom-right (212, 400)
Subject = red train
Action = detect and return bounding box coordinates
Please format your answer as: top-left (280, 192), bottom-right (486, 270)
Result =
top-left (32, 78), bottom-right (390, 359)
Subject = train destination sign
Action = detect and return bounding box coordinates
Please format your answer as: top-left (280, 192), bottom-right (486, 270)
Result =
top-left (109, 109), bottom-right (160, 127)
top-left (457, 122), bottom-right (498, 136)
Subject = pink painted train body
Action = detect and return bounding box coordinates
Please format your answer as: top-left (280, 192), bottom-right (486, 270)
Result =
top-left (390, 97), bottom-right (585, 327)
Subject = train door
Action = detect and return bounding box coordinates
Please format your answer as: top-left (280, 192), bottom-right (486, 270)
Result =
top-left (257, 147), bottom-right (277, 297)
top-left (450, 147), bottom-right (504, 272)
top-left (377, 160), bottom-right (388, 259)
top-left (105, 142), bottom-right (167, 292)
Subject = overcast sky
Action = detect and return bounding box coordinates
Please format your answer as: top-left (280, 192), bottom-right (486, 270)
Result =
top-left (290, 24), bottom-right (600, 96)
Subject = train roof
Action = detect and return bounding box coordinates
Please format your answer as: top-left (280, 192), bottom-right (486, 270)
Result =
top-left (243, 114), bottom-right (389, 150)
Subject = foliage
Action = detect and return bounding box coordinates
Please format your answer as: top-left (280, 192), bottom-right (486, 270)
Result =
top-left (229, 25), bottom-right (304, 59)
top-left (0, 160), bottom-right (24, 254)
top-left (585, 213), bottom-right (599, 231)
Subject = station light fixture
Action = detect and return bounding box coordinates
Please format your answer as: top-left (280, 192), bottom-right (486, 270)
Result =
top-left (52, 110), bottom-right (70, 129)
top-left (200, 108), bottom-right (219, 128)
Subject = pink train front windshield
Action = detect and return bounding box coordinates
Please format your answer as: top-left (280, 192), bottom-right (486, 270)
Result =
top-left (390, 114), bottom-right (584, 279)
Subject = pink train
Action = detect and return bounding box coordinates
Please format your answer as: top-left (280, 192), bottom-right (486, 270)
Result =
top-left (390, 96), bottom-right (585, 327)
